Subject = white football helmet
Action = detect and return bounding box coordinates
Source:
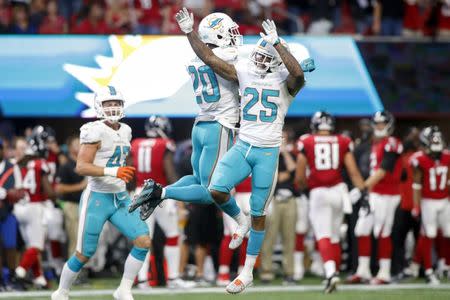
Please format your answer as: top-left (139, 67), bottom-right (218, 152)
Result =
top-left (198, 12), bottom-right (242, 48)
top-left (94, 85), bottom-right (125, 123)
top-left (250, 37), bottom-right (289, 74)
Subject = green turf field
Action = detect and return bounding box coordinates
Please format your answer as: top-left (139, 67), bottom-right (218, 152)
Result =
top-left (22, 289), bottom-right (450, 300)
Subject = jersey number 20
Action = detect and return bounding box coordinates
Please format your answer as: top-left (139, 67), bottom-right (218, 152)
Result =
top-left (188, 65), bottom-right (220, 104)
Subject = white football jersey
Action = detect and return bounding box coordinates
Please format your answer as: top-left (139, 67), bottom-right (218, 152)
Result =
top-left (186, 47), bottom-right (240, 128)
top-left (235, 59), bottom-right (294, 147)
top-left (79, 120), bottom-right (132, 193)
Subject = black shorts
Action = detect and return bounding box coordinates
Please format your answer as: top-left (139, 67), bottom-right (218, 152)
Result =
top-left (184, 204), bottom-right (222, 246)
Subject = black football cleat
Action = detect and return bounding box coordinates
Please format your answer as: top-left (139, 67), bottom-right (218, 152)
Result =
top-left (129, 179), bottom-right (163, 220)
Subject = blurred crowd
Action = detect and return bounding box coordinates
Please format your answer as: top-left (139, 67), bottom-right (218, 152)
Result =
top-left (0, 114), bottom-right (448, 291)
top-left (0, 0), bottom-right (449, 37)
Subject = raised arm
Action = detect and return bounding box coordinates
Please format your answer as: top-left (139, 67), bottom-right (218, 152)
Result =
top-left (175, 8), bottom-right (238, 82)
top-left (260, 20), bottom-right (305, 96)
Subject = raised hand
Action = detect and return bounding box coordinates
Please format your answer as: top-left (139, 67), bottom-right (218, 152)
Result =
top-left (175, 7), bottom-right (194, 34)
top-left (260, 19), bottom-right (280, 46)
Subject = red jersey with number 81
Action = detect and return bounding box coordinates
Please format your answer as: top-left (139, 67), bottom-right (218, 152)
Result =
top-left (131, 137), bottom-right (175, 187)
top-left (18, 159), bottom-right (49, 202)
top-left (409, 150), bottom-right (450, 200)
top-left (297, 134), bottom-right (353, 190)
top-left (370, 137), bottom-right (403, 195)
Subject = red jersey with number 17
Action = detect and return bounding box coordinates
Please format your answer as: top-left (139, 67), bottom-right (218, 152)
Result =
top-left (409, 150), bottom-right (450, 200)
top-left (131, 137), bottom-right (176, 187)
top-left (297, 134), bottom-right (353, 190)
top-left (18, 158), bottom-right (49, 202)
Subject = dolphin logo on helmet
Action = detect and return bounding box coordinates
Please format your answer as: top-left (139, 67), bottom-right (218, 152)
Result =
top-left (199, 13), bottom-right (242, 48)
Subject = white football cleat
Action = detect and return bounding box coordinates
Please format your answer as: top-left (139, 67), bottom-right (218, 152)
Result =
top-left (15, 266), bottom-right (26, 278)
top-left (229, 216), bottom-right (250, 250)
top-left (33, 275), bottom-right (47, 288)
top-left (225, 274), bottom-right (253, 294)
top-left (167, 278), bottom-right (196, 289)
top-left (113, 287), bottom-right (134, 300)
top-left (51, 289), bottom-right (69, 300)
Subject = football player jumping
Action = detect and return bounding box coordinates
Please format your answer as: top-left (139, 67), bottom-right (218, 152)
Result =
top-left (52, 86), bottom-right (151, 300)
top-left (131, 8), bottom-right (313, 294)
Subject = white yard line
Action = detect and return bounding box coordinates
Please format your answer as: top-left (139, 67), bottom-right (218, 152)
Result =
top-left (1, 284), bottom-right (449, 298)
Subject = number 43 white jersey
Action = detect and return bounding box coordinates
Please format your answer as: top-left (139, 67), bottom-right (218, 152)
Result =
top-left (79, 120), bottom-right (132, 193)
top-left (235, 59), bottom-right (294, 147)
top-left (186, 47), bottom-right (240, 128)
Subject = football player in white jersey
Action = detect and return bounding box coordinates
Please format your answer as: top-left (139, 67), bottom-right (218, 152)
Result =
top-left (130, 9), bottom-right (310, 294)
top-left (52, 86), bottom-right (151, 300)
top-left (130, 12), bottom-right (242, 221)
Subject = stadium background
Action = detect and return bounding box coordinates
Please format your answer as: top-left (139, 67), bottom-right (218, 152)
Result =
top-left (0, 0), bottom-right (449, 299)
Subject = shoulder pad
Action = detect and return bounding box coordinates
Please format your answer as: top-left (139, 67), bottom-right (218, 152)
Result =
top-left (80, 121), bottom-right (102, 144)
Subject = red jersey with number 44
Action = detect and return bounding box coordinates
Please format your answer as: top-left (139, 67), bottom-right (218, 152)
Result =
top-left (131, 137), bottom-right (175, 187)
top-left (410, 150), bottom-right (450, 200)
top-left (370, 137), bottom-right (403, 195)
top-left (18, 159), bottom-right (49, 202)
top-left (297, 134), bottom-right (353, 190)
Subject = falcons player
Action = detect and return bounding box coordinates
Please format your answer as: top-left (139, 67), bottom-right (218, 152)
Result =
top-left (295, 111), bottom-right (367, 293)
top-left (348, 111), bottom-right (404, 284)
top-left (406, 126), bottom-right (449, 284)
top-left (131, 115), bottom-right (194, 289)
top-left (13, 129), bottom-right (56, 288)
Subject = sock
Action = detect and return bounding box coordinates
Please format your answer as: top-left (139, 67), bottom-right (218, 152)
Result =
top-left (218, 196), bottom-right (241, 218)
top-left (31, 258), bottom-right (42, 277)
top-left (164, 184), bottom-right (212, 204)
top-left (58, 256), bottom-right (85, 291)
top-left (219, 235), bottom-right (233, 272)
top-left (417, 235), bottom-right (433, 270)
top-left (445, 238), bottom-right (450, 266)
top-left (50, 240), bottom-right (63, 258)
top-left (377, 258), bottom-right (391, 280)
top-left (167, 175), bottom-right (199, 188)
top-left (238, 238), bottom-right (249, 267)
top-left (295, 234), bottom-right (305, 252)
top-left (317, 238), bottom-right (334, 263)
top-left (164, 237), bottom-right (180, 279)
top-left (293, 251), bottom-right (305, 279)
top-left (378, 236), bottom-right (392, 259)
top-left (241, 255), bottom-right (257, 278)
top-left (435, 231), bottom-right (445, 260)
top-left (120, 248), bottom-right (148, 291)
top-left (356, 256), bottom-right (371, 277)
top-left (247, 229), bottom-right (265, 256)
top-left (331, 243), bottom-right (341, 270)
top-left (19, 248), bottom-right (40, 271)
top-left (324, 260), bottom-right (337, 278)
top-left (137, 253), bottom-right (150, 284)
top-left (357, 235), bottom-right (371, 257)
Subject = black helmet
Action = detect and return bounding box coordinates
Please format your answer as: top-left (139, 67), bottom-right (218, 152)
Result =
top-left (145, 115), bottom-right (172, 138)
top-left (372, 110), bottom-right (394, 138)
top-left (27, 125), bottom-right (54, 158)
top-left (419, 126), bottom-right (445, 154)
top-left (310, 111), bottom-right (335, 132)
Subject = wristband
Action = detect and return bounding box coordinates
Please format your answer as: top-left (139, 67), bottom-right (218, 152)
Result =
top-left (273, 38), bottom-right (280, 46)
top-left (412, 183), bottom-right (422, 190)
top-left (104, 167), bottom-right (119, 177)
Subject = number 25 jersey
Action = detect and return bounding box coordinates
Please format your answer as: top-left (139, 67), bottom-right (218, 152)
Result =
top-left (80, 120), bottom-right (132, 193)
top-left (236, 59), bottom-right (294, 147)
top-left (297, 134), bottom-right (353, 189)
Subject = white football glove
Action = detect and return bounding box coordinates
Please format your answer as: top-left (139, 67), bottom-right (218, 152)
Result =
top-left (175, 7), bottom-right (194, 34)
top-left (260, 19), bottom-right (280, 46)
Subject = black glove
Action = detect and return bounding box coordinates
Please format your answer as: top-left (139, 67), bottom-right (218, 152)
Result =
top-left (359, 190), bottom-right (371, 216)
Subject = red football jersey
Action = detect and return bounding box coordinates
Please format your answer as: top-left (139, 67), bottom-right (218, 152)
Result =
top-left (131, 137), bottom-right (175, 187)
top-left (18, 159), bottom-right (49, 202)
top-left (400, 151), bottom-right (415, 211)
top-left (370, 137), bottom-right (403, 195)
top-left (297, 134), bottom-right (353, 190)
top-left (235, 176), bottom-right (252, 193)
top-left (410, 150), bottom-right (450, 200)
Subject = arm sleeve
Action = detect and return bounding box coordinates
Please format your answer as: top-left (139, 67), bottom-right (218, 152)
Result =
top-left (380, 152), bottom-right (399, 172)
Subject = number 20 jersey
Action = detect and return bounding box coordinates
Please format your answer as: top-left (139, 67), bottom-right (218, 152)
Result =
top-left (79, 120), bottom-right (132, 193)
top-left (409, 149), bottom-right (450, 200)
top-left (186, 47), bottom-right (240, 128)
top-left (297, 134), bottom-right (353, 190)
top-left (236, 59), bottom-right (294, 147)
